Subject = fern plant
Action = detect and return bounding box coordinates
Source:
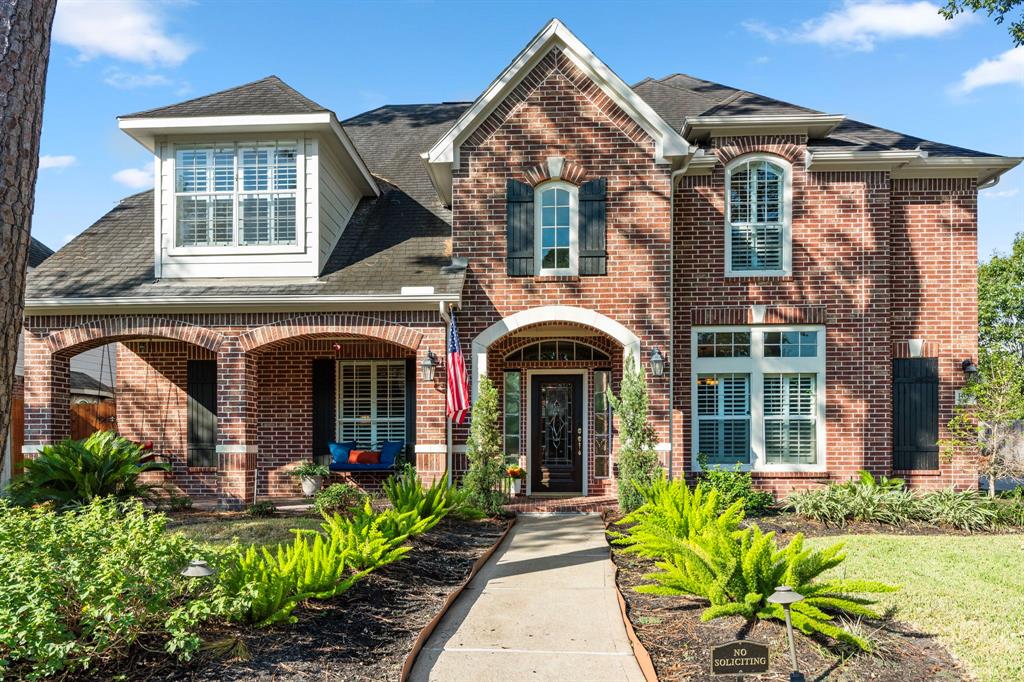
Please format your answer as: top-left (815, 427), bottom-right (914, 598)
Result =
top-left (637, 523), bottom-right (896, 651)
top-left (320, 500), bottom-right (420, 571)
top-left (383, 468), bottom-right (455, 529)
top-left (611, 477), bottom-right (745, 560)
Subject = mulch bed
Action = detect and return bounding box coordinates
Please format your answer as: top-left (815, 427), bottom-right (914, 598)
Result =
top-left (608, 513), bottom-right (967, 681)
top-left (112, 515), bottom-right (508, 682)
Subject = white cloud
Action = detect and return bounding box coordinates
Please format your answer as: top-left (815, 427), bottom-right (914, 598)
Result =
top-left (54, 0), bottom-right (194, 66)
top-left (103, 69), bottom-right (172, 89)
top-left (39, 154), bottom-right (77, 170)
top-left (62, 233), bottom-right (76, 245)
top-left (982, 187), bottom-right (1020, 199)
top-left (951, 47), bottom-right (1024, 95)
top-left (112, 160), bottom-right (155, 189)
top-left (744, 2), bottom-right (967, 51)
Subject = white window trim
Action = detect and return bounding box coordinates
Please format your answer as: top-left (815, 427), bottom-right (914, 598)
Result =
top-left (724, 154), bottom-right (793, 278)
top-left (691, 325), bottom-right (826, 473)
top-left (593, 369), bottom-right (612, 480)
top-left (335, 360), bottom-right (406, 448)
top-left (533, 180), bottom-right (579, 276)
top-left (168, 138), bottom-right (307, 256)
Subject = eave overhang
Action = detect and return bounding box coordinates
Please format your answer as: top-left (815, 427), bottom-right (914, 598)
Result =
top-left (423, 19), bottom-right (693, 206)
top-left (683, 114), bottom-right (846, 142)
top-left (118, 112), bottom-right (380, 197)
top-left (806, 148), bottom-right (1022, 185)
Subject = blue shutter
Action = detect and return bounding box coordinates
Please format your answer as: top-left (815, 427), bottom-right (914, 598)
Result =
top-left (579, 178), bottom-right (607, 276)
top-left (506, 179), bottom-right (534, 276)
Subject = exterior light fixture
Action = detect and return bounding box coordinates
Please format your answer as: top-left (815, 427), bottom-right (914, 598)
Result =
top-left (421, 350), bottom-right (440, 382)
top-left (767, 585), bottom-right (805, 682)
top-left (961, 358), bottom-right (979, 384)
top-left (650, 348), bottom-right (665, 377)
top-left (181, 560), bottom-right (216, 578)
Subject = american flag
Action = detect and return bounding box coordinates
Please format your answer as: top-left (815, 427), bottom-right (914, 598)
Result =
top-left (446, 310), bottom-right (470, 425)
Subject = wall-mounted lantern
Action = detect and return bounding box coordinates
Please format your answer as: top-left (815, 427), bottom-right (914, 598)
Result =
top-left (421, 350), bottom-right (440, 382)
top-left (961, 358), bottom-right (980, 385)
top-left (650, 348), bottom-right (665, 377)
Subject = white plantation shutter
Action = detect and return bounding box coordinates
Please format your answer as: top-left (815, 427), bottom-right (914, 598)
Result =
top-left (729, 160), bottom-right (784, 271)
top-left (337, 361), bottom-right (406, 447)
top-left (764, 374), bottom-right (817, 464)
top-left (697, 374), bottom-right (751, 465)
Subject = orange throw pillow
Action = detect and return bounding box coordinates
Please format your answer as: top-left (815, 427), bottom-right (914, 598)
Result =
top-left (348, 450), bottom-right (381, 464)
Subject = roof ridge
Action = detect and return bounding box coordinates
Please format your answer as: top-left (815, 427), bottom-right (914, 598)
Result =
top-left (266, 75), bottom-right (330, 113)
top-left (642, 73), bottom-right (735, 103)
top-left (120, 75), bottom-right (284, 118)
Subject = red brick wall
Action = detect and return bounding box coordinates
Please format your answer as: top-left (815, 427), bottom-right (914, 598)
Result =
top-left (451, 46), bottom-right (673, 470)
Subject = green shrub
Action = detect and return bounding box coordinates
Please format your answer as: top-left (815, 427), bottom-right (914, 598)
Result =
top-left (246, 501), bottom-right (277, 518)
top-left (7, 431), bottom-right (170, 509)
top-left (462, 376), bottom-right (509, 515)
top-left (320, 499), bottom-right (426, 571)
top-left (785, 474), bottom-right (918, 527)
top-left (313, 483), bottom-right (363, 516)
top-left (916, 489), bottom-right (998, 531)
top-left (611, 476), bottom-right (744, 560)
top-left (383, 469), bottom-right (455, 529)
top-left (287, 462), bottom-right (330, 478)
top-left (0, 499), bottom-right (229, 679)
top-left (696, 455), bottom-right (774, 516)
top-left (636, 521), bottom-right (896, 651)
top-left (993, 497), bottom-right (1024, 526)
top-left (609, 357), bottom-right (660, 512)
top-left (167, 494), bottom-right (194, 512)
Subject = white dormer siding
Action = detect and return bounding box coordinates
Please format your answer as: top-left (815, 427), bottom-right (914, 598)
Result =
top-left (316, 137), bottom-right (363, 273)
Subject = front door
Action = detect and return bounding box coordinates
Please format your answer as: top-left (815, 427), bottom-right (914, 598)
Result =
top-left (531, 374), bottom-right (583, 494)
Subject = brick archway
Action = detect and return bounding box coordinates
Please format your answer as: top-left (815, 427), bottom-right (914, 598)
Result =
top-left (46, 316), bottom-right (225, 356)
top-left (237, 313), bottom-right (424, 353)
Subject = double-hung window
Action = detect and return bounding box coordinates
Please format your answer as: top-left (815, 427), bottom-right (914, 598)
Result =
top-left (175, 142), bottom-right (299, 248)
top-left (534, 182), bottom-right (578, 275)
top-left (692, 326), bottom-right (824, 470)
top-left (336, 361), bottom-right (406, 447)
top-left (725, 155), bottom-right (791, 276)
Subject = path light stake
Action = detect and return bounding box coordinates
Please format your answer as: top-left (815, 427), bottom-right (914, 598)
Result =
top-left (767, 586), bottom-right (805, 682)
top-left (181, 560), bottom-right (216, 579)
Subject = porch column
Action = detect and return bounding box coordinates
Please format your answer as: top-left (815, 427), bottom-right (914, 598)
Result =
top-left (216, 340), bottom-right (258, 509)
top-left (414, 326), bottom-right (448, 485)
top-left (22, 331), bottom-right (70, 456)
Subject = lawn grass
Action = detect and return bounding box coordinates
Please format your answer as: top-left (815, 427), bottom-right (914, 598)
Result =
top-left (168, 515), bottom-right (324, 547)
top-left (807, 533), bottom-right (1024, 682)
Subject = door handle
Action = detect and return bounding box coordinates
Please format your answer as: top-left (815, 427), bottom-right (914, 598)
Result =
top-left (576, 427), bottom-right (582, 452)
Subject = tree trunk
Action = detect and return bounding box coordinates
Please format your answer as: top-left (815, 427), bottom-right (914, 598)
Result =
top-left (0, 0), bottom-right (57, 471)
top-left (989, 471), bottom-right (997, 498)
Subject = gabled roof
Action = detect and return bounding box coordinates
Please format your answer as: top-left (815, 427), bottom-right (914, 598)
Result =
top-left (423, 19), bottom-right (692, 205)
top-left (28, 237), bottom-right (53, 269)
top-left (121, 75), bottom-right (329, 118)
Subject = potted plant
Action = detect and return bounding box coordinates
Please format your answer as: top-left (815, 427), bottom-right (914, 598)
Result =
top-left (507, 464), bottom-right (526, 496)
top-left (289, 461), bottom-right (329, 497)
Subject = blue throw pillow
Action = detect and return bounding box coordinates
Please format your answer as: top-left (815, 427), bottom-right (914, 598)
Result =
top-left (329, 441), bottom-right (358, 466)
top-left (379, 441), bottom-right (404, 467)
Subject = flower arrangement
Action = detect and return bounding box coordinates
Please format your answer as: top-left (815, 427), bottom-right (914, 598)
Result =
top-left (506, 465), bottom-right (526, 479)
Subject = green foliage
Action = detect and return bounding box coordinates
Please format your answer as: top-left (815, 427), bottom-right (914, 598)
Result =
top-left (0, 499), bottom-right (230, 679)
top-left (313, 482), bottom-right (363, 516)
top-left (609, 356), bottom-right (660, 512)
top-left (916, 489), bottom-right (999, 531)
top-left (320, 499), bottom-right (422, 571)
top-left (288, 462), bottom-right (330, 478)
top-left (611, 476), bottom-right (745, 560)
top-left (994, 496), bottom-right (1024, 526)
top-left (941, 1), bottom-right (1024, 48)
top-left (853, 470), bottom-right (906, 491)
top-left (166, 494), bottom-right (194, 511)
top-left (462, 375), bottom-right (508, 515)
top-left (383, 468), bottom-right (455, 528)
top-left (219, 531), bottom-right (369, 627)
top-left (696, 454), bottom-right (775, 516)
top-left (635, 521), bottom-right (897, 651)
top-left (246, 500), bottom-right (277, 518)
top-left (7, 431), bottom-right (171, 509)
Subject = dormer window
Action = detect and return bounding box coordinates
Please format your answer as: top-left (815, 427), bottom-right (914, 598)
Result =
top-left (175, 142), bottom-right (299, 248)
top-left (534, 181), bottom-right (578, 276)
top-left (725, 155), bottom-right (792, 276)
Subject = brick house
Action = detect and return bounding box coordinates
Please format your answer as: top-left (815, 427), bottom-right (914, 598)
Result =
top-left (22, 20), bottom-right (1019, 506)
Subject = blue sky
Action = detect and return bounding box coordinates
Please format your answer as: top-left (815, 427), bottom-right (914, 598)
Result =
top-left (36, 0), bottom-right (1023, 259)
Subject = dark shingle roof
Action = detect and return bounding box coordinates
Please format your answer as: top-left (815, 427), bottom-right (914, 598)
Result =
top-left (28, 237), bottom-right (53, 268)
top-left (70, 371), bottom-right (113, 396)
top-left (121, 76), bottom-right (329, 119)
top-left (634, 73), bottom-right (1000, 158)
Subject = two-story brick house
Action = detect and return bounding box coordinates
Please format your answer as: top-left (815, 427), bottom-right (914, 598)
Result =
top-left (22, 20), bottom-right (1019, 506)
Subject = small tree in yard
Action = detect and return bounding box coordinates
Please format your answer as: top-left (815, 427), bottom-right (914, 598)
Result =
top-left (462, 375), bottom-right (507, 515)
top-left (609, 356), bottom-right (659, 512)
top-left (941, 351), bottom-right (1024, 497)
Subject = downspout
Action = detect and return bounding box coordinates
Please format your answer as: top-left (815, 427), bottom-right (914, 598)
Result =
top-left (668, 166), bottom-right (687, 481)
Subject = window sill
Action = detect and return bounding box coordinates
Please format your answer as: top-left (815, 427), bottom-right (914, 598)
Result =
top-left (532, 275), bottom-right (582, 283)
top-left (168, 243), bottom-right (305, 257)
top-left (724, 271), bottom-right (792, 280)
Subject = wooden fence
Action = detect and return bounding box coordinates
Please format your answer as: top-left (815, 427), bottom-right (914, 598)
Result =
top-left (71, 401), bottom-right (117, 440)
top-left (10, 397), bottom-right (24, 476)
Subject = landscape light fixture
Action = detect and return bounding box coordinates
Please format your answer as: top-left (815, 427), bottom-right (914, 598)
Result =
top-left (421, 350), bottom-right (440, 382)
top-left (767, 585), bottom-right (805, 682)
top-left (650, 348), bottom-right (665, 377)
top-left (181, 560), bottom-right (216, 578)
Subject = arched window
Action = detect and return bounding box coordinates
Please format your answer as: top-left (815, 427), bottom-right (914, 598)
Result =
top-left (534, 181), bottom-right (578, 276)
top-left (505, 340), bottom-right (610, 362)
top-left (725, 156), bottom-right (791, 276)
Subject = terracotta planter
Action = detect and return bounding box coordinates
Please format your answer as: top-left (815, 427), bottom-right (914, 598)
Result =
top-left (300, 475), bottom-right (324, 497)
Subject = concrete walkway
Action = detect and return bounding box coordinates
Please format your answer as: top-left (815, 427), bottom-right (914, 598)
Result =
top-left (409, 514), bottom-right (646, 682)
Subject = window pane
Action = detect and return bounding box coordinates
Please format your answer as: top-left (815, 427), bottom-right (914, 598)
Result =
top-left (504, 372), bottom-right (521, 458)
top-left (176, 149), bottom-right (208, 192)
top-left (556, 206), bottom-right (570, 227)
top-left (240, 147), bottom-right (270, 191)
top-left (337, 361), bottom-right (405, 448)
top-left (729, 160), bottom-right (785, 272)
top-left (594, 370), bottom-right (611, 479)
top-left (543, 207), bottom-right (555, 226)
top-left (213, 149), bottom-right (234, 192)
top-left (542, 189), bottom-right (555, 207)
top-left (764, 373), bottom-right (817, 464)
top-left (555, 249), bottom-right (569, 269)
top-left (697, 373), bottom-right (750, 465)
